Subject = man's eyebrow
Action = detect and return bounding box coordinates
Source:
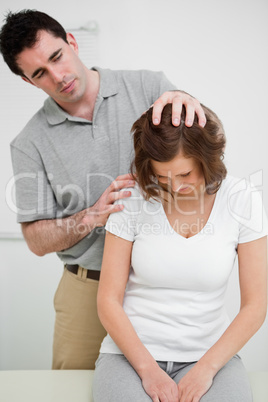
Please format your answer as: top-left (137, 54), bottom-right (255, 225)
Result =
top-left (31, 48), bottom-right (62, 79)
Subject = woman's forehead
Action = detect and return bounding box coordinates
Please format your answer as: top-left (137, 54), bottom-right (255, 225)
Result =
top-left (151, 153), bottom-right (196, 176)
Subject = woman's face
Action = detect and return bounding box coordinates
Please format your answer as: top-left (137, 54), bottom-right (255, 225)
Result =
top-left (151, 152), bottom-right (205, 196)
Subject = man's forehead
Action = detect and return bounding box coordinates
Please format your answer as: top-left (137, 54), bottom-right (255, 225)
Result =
top-left (33, 30), bottom-right (66, 49)
top-left (16, 37), bottom-right (61, 79)
top-left (17, 31), bottom-right (65, 66)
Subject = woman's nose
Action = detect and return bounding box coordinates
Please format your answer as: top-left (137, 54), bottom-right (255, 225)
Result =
top-left (171, 177), bottom-right (182, 192)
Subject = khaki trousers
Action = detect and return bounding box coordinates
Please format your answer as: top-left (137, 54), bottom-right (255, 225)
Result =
top-left (52, 266), bottom-right (107, 369)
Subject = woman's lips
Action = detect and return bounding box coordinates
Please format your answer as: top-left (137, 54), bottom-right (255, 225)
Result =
top-left (178, 186), bottom-right (189, 192)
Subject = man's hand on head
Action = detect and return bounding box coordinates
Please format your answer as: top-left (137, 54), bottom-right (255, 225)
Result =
top-left (152, 90), bottom-right (206, 128)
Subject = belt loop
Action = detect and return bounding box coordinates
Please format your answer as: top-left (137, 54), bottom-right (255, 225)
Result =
top-left (77, 266), bottom-right (83, 279)
top-left (166, 361), bottom-right (174, 374)
top-left (80, 266), bottom-right (88, 281)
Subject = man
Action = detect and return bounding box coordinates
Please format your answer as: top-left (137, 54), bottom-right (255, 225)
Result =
top-left (0, 9), bottom-right (206, 369)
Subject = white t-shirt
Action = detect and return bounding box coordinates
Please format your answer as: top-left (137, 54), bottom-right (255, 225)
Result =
top-left (100, 175), bottom-right (268, 362)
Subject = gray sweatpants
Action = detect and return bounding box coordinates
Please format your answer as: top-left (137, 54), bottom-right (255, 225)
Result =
top-left (93, 353), bottom-right (252, 401)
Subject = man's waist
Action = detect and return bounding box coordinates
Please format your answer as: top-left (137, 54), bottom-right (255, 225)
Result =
top-left (65, 264), bottom-right (100, 281)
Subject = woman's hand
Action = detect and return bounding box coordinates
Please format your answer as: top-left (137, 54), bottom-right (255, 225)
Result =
top-left (177, 364), bottom-right (213, 402)
top-left (141, 365), bottom-right (179, 402)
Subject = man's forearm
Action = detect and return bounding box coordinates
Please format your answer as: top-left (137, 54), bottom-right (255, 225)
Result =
top-left (21, 173), bottom-right (135, 257)
top-left (21, 207), bottom-right (97, 256)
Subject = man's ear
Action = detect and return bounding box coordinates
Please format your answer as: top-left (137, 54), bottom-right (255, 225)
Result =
top-left (21, 76), bottom-right (36, 87)
top-left (66, 32), bottom-right (79, 54)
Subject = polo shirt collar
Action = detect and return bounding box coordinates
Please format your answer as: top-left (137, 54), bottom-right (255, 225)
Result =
top-left (44, 97), bottom-right (71, 125)
top-left (92, 66), bottom-right (118, 98)
top-left (44, 66), bottom-right (119, 126)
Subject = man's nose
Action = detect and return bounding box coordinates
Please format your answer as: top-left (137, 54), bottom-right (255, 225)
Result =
top-left (49, 67), bottom-right (64, 83)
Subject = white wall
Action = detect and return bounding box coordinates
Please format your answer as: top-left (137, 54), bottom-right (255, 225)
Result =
top-left (0, 0), bottom-right (267, 371)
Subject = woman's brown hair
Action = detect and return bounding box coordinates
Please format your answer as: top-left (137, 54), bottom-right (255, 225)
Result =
top-left (131, 103), bottom-right (227, 200)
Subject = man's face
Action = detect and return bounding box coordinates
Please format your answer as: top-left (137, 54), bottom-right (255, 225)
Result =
top-left (16, 30), bottom-right (88, 107)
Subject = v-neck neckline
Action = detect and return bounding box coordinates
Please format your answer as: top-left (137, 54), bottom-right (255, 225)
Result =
top-left (159, 186), bottom-right (222, 242)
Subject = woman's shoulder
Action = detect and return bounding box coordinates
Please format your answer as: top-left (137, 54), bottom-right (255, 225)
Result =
top-left (113, 183), bottom-right (161, 218)
top-left (112, 183), bottom-right (147, 214)
top-left (220, 174), bottom-right (260, 201)
top-left (218, 174), bottom-right (257, 200)
top-left (221, 174), bottom-right (245, 190)
top-left (120, 183), bottom-right (145, 206)
top-left (217, 174), bottom-right (263, 218)
top-left (220, 174), bottom-right (267, 237)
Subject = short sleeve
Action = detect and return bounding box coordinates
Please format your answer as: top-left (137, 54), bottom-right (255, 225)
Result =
top-left (10, 145), bottom-right (57, 222)
top-left (140, 70), bottom-right (177, 106)
top-left (228, 178), bottom-right (268, 244)
top-left (105, 186), bottom-right (143, 242)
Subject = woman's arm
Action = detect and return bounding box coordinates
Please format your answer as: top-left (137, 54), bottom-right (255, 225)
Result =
top-left (177, 236), bottom-right (267, 402)
top-left (97, 231), bottom-right (179, 402)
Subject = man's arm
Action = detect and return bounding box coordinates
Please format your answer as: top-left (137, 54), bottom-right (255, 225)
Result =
top-left (21, 174), bottom-right (135, 256)
top-left (153, 90), bottom-right (206, 127)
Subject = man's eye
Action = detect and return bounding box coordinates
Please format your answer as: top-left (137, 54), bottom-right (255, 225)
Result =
top-left (54, 53), bottom-right (62, 61)
top-left (37, 71), bottom-right (45, 79)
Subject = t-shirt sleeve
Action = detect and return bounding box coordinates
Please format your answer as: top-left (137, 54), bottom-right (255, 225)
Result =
top-left (233, 181), bottom-right (268, 244)
top-left (10, 144), bottom-right (57, 223)
top-left (140, 70), bottom-right (177, 105)
top-left (105, 187), bottom-right (143, 242)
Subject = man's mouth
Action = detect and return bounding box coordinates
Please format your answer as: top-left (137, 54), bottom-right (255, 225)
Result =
top-left (60, 79), bottom-right (76, 93)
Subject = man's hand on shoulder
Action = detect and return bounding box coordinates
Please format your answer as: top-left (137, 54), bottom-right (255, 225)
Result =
top-left (21, 174), bottom-right (135, 256)
top-left (152, 90), bottom-right (206, 128)
top-left (83, 173), bottom-right (136, 228)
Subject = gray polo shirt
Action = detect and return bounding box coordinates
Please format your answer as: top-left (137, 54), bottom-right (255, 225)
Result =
top-left (10, 67), bottom-right (176, 269)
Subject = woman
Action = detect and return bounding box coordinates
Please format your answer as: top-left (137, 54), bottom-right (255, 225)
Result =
top-left (93, 104), bottom-right (267, 402)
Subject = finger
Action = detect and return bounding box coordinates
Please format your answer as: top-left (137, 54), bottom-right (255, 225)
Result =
top-left (157, 391), bottom-right (168, 402)
top-left (151, 392), bottom-right (160, 402)
top-left (115, 173), bottom-right (134, 181)
top-left (184, 100), bottom-right (196, 127)
top-left (184, 98), bottom-right (206, 128)
top-left (184, 389), bottom-right (200, 402)
top-left (109, 203), bottom-right (125, 214)
top-left (171, 384), bottom-right (179, 401)
top-left (177, 384), bottom-right (186, 402)
top-left (110, 179), bottom-right (135, 192)
top-left (179, 388), bottom-right (192, 402)
top-left (117, 189), bottom-right (132, 199)
top-left (108, 190), bottom-right (132, 204)
top-left (194, 103), bottom-right (206, 127)
top-left (152, 95), bottom-right (169, 125)
top-left (170, 96), bottom-right (183, 126)
top-left (90, 202), bottom-right (123, 217)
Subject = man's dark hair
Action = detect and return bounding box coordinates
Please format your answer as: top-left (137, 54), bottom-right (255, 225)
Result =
top-left (0, 9), bottom-right (68, 76)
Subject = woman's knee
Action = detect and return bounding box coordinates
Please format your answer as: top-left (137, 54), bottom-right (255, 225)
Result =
top-left (93, 353), bottom-right (152, 402)
top-left (201, 355), bottom-right (252, 402)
